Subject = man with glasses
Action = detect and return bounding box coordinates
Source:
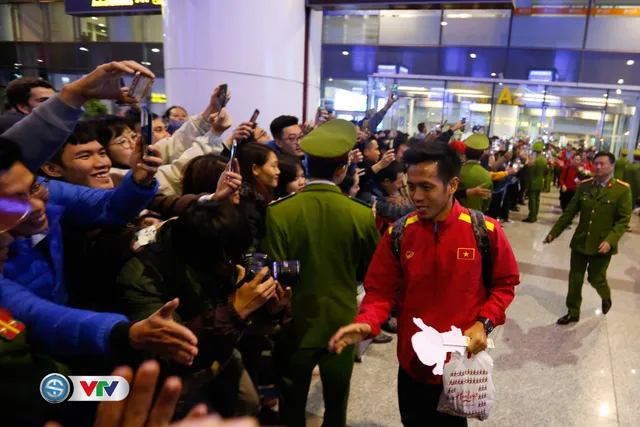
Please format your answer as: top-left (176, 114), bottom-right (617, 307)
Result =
top-left (267, 115), bottom-right (304, 157)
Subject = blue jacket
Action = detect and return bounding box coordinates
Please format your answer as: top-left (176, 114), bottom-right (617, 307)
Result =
top-left (0, 172), bottom-right (158, 357)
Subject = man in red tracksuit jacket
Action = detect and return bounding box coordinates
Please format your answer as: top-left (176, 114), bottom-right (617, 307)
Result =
top-left (559, 152), bottom-right (583, 212)
top-left (330, 142), bottom-right (519, 427)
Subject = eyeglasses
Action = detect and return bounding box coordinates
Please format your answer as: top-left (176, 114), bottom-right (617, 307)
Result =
top-left (109, 135), bottom-right (135, 149)
top-left (284, 134), bottom-right (304, 144)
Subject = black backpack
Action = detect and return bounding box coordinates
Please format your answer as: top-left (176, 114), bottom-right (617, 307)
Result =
top-left (390, 209), bottom-right (493, 294)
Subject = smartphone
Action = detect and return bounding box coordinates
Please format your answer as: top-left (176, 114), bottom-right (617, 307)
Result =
top-left (229, 140), bottom-right (238, 173)
top-left (249, 109), bottom-right (260, 126)
top-left (461, 117), bottom-right (467, 124)
top-left (218, 84), bottom-right (228, 109)
top-left (140, 106), bottom-right (153, 159)
top-left (129, 72), bottom-right (153, 99)
top-left (392, 83), bottom-right (399, 100)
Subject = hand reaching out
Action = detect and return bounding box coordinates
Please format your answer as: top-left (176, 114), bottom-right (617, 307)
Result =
top-left (202, 85), bottom-right (232, 120)
top-left (348, 149), bottom-right (363, 166)
top-left (377, 149), bottom-right (396, 169)
top-left (209, 108), bottom-right (233, 136)
top-left (328, 323), bottom-right (372, 355)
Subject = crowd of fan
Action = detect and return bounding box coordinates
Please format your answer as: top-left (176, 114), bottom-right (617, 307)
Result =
top-left (0, 60), bottom-right (638, 427)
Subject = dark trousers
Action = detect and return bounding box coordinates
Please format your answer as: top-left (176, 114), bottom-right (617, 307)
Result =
top-left (275, 344), bottom-right (355, 427)
top-left (567, 251), bottom-right (612, 318)
top-left (559, 190), bottom-right (576, 212)
top-left (398, 368), bottom-right (468, 427)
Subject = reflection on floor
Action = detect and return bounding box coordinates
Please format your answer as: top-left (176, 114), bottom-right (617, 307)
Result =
top-left (305, 190), bottom-right (640, 427)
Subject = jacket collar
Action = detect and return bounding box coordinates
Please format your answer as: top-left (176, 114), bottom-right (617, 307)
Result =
top-left (302, 182), bottom-right (341, 194)
top-left (420, 198), bottom-right (462, 229)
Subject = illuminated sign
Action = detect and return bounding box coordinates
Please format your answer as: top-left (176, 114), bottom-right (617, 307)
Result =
top-left (308, 0), bottom-right (515, 10)
top-left (65, 0), bottom-right (163, 15)
top-left (496, 87), bottom-right (524, 105)
top-left (151, 93), bottom-right (167, 103)
top-left (528, 69), bottom-right (556, 82)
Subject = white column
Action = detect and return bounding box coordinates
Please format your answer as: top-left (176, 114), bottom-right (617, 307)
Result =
top-left (628, 97), bottom-right (640, 160)
top-left (491, 104), bottom-right (519, 139)
top-left (163, 0), bottom-right (321, 134)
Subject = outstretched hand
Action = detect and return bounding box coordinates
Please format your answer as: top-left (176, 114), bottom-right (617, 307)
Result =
top-left (328, 323), bottom-right (372, 355)
top-left (61, 61), bottom-right (155, 108)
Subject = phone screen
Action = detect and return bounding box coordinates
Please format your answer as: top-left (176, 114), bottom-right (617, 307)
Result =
top-left (140, 106), bottom-right (153, 159)
top-left (249, 109), bottom-right (260, 124)
top-left (229, 141), bottom-right (238, 172)
top-left (461, 117), bottom-right (467, 124)
top-left (392, 83), bottom-right (399, 100)
top-left (218, 84), bottom-right (228, 109)
top-left (130, 72), bottom-right (153, 99)
top-left (0, 195), bottom-right (32, 233)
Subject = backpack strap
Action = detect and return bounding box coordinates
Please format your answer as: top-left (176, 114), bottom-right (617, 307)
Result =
top-left (390, 213), bottom-right (413, 263)
top-left (468, 209), bottom-right (493, 294)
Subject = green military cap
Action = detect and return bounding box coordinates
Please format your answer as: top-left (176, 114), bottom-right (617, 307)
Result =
top-left (634, 149), bottom-right (640, 161)
top-left (532, 141), bottom-right (544, 152)
top-left (300, 119), bottom-right (357, 158)
top-left (621, 147), bottom-right (629, 155)
top-left (463, 133), bottom-right (490, 150)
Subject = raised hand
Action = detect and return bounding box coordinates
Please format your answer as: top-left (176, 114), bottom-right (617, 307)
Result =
top-left (131, 141), bottom-right (163, 187)
top-left (129, 298), bottom-right (199, 366)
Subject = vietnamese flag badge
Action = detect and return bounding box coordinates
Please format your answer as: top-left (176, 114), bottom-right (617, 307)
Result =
top-left (457, 248), bottom-right (476, 261)
top-left (0, 308), bottom-right (25, 341)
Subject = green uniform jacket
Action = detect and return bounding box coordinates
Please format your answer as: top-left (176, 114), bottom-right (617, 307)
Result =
top-left (458, 161), bottom-right (493, 213)
top-left (614, 157), bottom-right (629, 180)
top-left (549, 177), bottom-right (632, 255)
top-left (623, 162), bottom-right (640, 204)
top-left (261, 183), bottom-right (380, 349)
top-left (528, 156), bottom-right (548, 191)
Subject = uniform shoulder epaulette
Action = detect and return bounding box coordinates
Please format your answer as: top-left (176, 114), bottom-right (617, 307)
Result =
top-left (0, 308), bottom-right (25, 341)
top-left (580, 178), bottom-right (594, 184)
top-left (616, 179), bottom-right (630, 188)
top-left (347, 196), bottom-right (372, 209)
top-left (269, 192), bottom-right (298, 206)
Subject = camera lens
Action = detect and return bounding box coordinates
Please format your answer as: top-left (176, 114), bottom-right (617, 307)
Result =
top-left (272, 261), bottom-right (300, 288)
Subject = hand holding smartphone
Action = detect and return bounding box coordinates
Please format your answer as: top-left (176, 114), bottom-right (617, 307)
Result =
top-left (229, 140), bottom-right (238, 173)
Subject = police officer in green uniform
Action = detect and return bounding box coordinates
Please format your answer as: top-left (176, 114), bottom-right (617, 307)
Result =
top-left (261, 119), bottom-right (380, 427)
top-left (623, 149), bottom-right (640, 208)
top-left (614, 147), bottom-right (629, 180)
top-left (545, 151), bottom-right (632, 324)
top-left (543, 148), bottom-right (554, 193)
top-left (458, 133), bottom-right (493, 213)
top-left (523, 141), bottom-right (547, 223)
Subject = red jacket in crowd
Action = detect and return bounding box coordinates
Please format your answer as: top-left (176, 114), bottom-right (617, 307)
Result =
top-left (560, 164), bottom-right (580, 192)
top-left (355, 200), bottom-right (519, 384)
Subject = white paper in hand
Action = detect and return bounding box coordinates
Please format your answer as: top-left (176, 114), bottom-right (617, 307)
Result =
top-left (411, 318), bottom-right (466, 376)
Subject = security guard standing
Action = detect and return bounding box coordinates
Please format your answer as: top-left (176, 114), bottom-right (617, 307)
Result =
top-left (623, 149), bottom-right (640, 208)
top-left (261, 119), bottom-right (380, 427)
top-left (545, 152), bottom-right (632, 324)
top-left (523, 141), bottom-right (547, 223)
top-left (614, 147), bottom-right (629, 180)
top-left (458, 133), bottom-right (493, 213)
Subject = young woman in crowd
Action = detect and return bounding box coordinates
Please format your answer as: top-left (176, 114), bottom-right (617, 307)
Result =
top-left (94, 116), bottom-right (137, 185)
top-left (237, 142), bottom-right (280, 245)
top-left (273, 154), bottom-right (305, 200)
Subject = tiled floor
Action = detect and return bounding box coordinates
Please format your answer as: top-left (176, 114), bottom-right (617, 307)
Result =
top-left (305, 190), bottom-right (640, 427)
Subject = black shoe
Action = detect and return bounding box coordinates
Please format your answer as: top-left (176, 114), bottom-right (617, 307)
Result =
top-left (602, 299), bottom-right (612, 314)
top-left (372, 332), bottom-right (393, 344)
top-left (522, 218), bottom-right (536, 223)
top-left (382, 317), bottom-right (398, 334)
top-left (557, 314), bottom-right (579, 325)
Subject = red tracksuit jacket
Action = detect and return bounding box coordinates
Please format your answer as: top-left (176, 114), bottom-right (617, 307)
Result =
top-left (355, 200), bottom-right (519, 384)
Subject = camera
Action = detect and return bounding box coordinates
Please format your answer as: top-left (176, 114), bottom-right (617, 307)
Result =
top-left (242, 253), bottom-right (300, 288)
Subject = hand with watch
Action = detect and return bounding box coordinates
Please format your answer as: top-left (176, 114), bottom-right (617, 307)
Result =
top-left (463, 316), bottom-right (494, 355)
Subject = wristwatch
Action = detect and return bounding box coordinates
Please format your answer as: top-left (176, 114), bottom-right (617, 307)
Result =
top-left (477, 316), bottom-right (494, 334)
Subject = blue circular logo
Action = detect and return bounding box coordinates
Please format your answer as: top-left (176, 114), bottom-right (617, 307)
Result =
top-left (40, 373), bottom-right (70, 404)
